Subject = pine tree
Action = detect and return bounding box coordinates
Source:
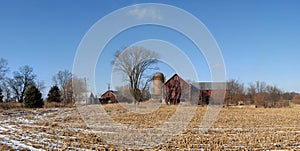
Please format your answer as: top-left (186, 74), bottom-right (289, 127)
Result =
top-left (24, 85), bottom-right (44, 108)
top-left (47, 85), bottom-right (62, 102)
top-left (0, 87), bottom-right (3, 103)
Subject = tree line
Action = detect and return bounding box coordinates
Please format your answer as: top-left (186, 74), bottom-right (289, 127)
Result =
top-left (226, 79), bottom-right (300, 107)
top-left (0, 58), bottom-right (86, 108)
top-left (111, 46), bottom-right (300, 107)
top-left (1, 55), bottom-right (300, 108)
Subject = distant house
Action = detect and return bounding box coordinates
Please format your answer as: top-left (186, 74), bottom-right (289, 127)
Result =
top-left (74, 92), bottom-right (97, 105)
top-left (100, 90), bottom-right (118, 104)
top-left (86, 92), bottom-right (96, 104)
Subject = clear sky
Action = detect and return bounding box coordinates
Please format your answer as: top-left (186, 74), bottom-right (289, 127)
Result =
top-left (1, 0), bottom-right (300, 95)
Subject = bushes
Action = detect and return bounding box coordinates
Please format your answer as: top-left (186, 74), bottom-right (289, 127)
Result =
top-left (47, 85), bottom-right (62, 102)
top-left (292, 95), bottom-right (300, 104)
top-left (24, 85), bottom-right (44, 108)
top-left (276, 100), bottom-right (290, 108)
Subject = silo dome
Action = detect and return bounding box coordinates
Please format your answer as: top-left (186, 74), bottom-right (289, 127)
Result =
top-left (153, 72), bottom-right (164, 81)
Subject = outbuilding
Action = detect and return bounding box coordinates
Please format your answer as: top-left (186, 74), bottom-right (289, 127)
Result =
top-left (100, 90), bottom-right (118, 104)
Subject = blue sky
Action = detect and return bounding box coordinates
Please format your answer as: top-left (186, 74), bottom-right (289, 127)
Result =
top-left (1, 0), bottom-right (300, 95)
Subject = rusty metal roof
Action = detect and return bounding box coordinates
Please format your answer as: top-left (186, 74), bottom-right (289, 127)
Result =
top-left (191, 82), bottom-right (228, 90)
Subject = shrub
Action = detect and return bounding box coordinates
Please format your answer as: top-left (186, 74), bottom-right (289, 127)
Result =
top-left (47, 85), bottom-right (62, 102)
top-left (292, 95), bottom-right (300, 104)
top-left (276, 100), bottom-right (290, 107)
top-left (24, 85), bottom-right (44, 108)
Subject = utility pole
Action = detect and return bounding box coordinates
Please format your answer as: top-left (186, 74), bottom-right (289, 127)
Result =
top-left (84, 77), bottom-right (88, 104)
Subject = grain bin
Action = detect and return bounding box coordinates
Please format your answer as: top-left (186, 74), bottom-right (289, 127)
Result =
top-left (152, 72), bottom-right (165, 99)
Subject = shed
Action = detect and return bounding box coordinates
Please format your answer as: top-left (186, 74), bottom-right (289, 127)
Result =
top-left (100, 90), bottom-right (118, 104)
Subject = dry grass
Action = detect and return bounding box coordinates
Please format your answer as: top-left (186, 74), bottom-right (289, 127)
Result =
top-left (0, 102), bottom-right (23, 110)
top-left (43, 102), bottom-right (74, 108)
top-left (0, 104), bottom-right (299, 150)
top-left (0, 102), bottom-right (74, 110)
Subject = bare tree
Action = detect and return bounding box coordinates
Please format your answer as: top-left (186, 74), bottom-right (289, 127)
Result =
top-left (112, 46), bottom-right (159, 104)
top-left (36, 80), bottom-right (46, 94)
top-left (52, 70), bottom-right (72, 102)
top-left (0, 58), bottom-right (9, 82)
top-left (1, 82), bottom-right (11, 102)
top-left (249, 81), bottom-right (283, 107)
top-left (247, 82), bottom-right (257, 104)
top-left (266, 85), bottom-right (282, 107)
top-left (292, 94), bottom-right (300, 104)
top-left (255, 81), bottom-right (266, 93)
top-left (72, 76), bottom-right (87, 104)
top-left (8, 65), bottom-right (36, 102)
top-left (254, 92), bottom-right (267, 107)
top-left (0, 59), bottom-right (10, 102)
top-left (227, 79), bottom-right (245, 105)
top-left (252, 81), bottom-right (267, 107)
top-left (63, 79), bottom-right (73, 103)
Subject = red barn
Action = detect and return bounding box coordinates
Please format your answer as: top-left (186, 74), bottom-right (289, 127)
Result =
top-left (162, 74), bottom-right (229, 105)
top-left (163, 74), bottom-right (190, 104)
top-left (100, 90), bottom-right (118, 104)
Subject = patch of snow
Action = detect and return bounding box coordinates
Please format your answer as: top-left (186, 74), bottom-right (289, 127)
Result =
top-left (291, 130), bottom-right (300, 133)
top-left (232, 128), bottom-right (243, 131)
top-left (0, 134), bottom-right (45, 151)
top-left (232, 145), bottom-right (245, 148)
top-left (4, 125), bottom-right (21, 132)
top-left (0, 126), bottom-right (9, 132)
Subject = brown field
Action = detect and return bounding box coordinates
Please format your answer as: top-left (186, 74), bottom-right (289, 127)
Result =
top-left (0, 104), bottom-right (299, 150)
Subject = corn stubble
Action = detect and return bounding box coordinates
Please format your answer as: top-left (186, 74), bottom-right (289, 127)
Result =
top-left (0, 104), bottom-right (299, 150)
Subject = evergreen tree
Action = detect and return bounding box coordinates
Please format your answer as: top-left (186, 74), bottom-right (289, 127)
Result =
top-left (0, 87), bottom-right (3, 103)
top-left (24, 85), bottom-right (44, 108)
top-left (47, 85), bottom-right (62, 102)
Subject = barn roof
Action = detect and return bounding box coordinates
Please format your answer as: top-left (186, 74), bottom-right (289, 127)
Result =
top-left (191, 82), bottom-right (228, 90)
top-left (163, 74), bottom-right (228, 90)
top-left (101, 90), bottom-right (116, 97)
top-left (164, 74), bottom-right (188, 85)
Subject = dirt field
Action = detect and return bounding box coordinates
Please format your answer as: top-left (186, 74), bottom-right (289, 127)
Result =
top-left (0, 104), bottom-right (299, 150)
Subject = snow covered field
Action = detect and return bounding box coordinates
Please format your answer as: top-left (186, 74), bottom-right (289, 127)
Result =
top-left (0, 104), bottom-right (299, 150)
